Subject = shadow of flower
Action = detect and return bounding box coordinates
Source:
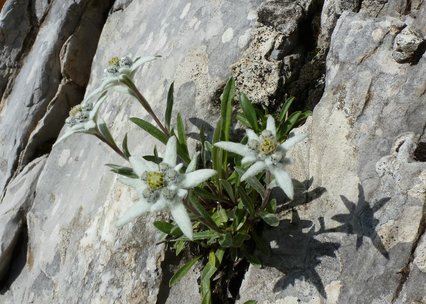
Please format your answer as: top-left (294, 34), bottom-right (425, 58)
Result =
top-left (325, 184), bottom-right (390, 259)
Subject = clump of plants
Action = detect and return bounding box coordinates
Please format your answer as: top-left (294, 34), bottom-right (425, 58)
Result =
top-left (57, 55), bottom-right (311, 303)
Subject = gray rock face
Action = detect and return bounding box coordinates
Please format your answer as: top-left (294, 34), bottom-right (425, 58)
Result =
top-left (0, 0), bottom-right (425, 303)
top-left (238, 9), bottom-right (426, 304)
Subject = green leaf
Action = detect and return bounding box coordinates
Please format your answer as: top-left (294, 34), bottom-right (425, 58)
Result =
top-left (122, 133), bottom-right (131, 159)
top-left (243, 300), bottom-right (258, 304)
top-left (98, 121), bottom-right (117, 146)
top-left (169, 256), bottom-right (201, 287)
top-left (130, 117), bottom-right (168, 144)
top-left (105, 164), bottom-right (137, 178)
top-left (201, 263), bottom-right (217, 304)
top-left (153, 221), bottom-right (175, 235)
top-left (240, 93), bottom-right (259, 132)
top-left (279, 96), bottom-right (295, 121)
top-left (188, 192), bottom-right (220, 232)
top-left (212, 119), bottom-right (223, 180)
top-left (176, 113), bottom-right (190, 158)
top-left (215, 248), bottom-right (225, 264)
top-left (266, 198), bottom-right (277, 213)
top-left (208, 250), bottom-right (216, 268)
top-left (278, 111), bottom-right (302, 139)
top-left (236, 112), bottom-right (252, 129)
top-left (260, 212), bottom-right (280, 227)
top-left (219, 233), bottom-right (233, 248)
top-left (235, 167), bottom-right (265, 199)
top-left (175, 240), bottom-right (185, 256)
top-left (165, 82), bottom-right (174, 130)
top-left (237, 186), bottom-right (255, 216)
top-left (143, 155), bottom-right (163, 163)
top-left (219, 179), bottom-right (235, 203)
top-left (220, 78), bottom-right (235, 142)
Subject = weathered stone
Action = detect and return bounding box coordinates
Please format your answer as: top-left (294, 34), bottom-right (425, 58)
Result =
top-left (0, 156), bottom-right (46, 285)
top-left (392, 26), bottom-right (425, 63)
top-left (238, 11), bottom-right (426, 304)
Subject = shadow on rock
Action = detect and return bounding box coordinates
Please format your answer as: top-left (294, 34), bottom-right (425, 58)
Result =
top-left (325, 184), bottom-right (390, 259)
top-left (261, 210), bottom-right (340, 298)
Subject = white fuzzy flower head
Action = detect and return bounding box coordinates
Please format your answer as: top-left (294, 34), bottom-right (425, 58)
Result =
top-left (54, 95), bottom-right (106, 146)
top-left (215, 115), bottom-right (306, 199)
top-left (117, 136), bottom-right (216, 240)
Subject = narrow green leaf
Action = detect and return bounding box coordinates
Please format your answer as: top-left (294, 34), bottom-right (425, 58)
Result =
top-left (279, 96), bottom-right (295, 121)
top-left (219, 179), bottom-right (235, 203)
top-left (201, 262), bottom-right (217, 304)
top-left (212, 119), bottom-right (223, 180)
top-left (105, 164), bottom-right (137, 178)
top-left (165, 82), bottom-right (174, 130)
top-left (169, 256), bottom-right (201, 286)
top-left (260, 212), bottom-right (280, 227)
top-left (240, 93), bottom-right (259, 132)
top-left (220, 78), bottom-right (235, 142)
top-left (98, 122), bottom-right (116, 146)
top-left (215, 248), bottom-right (225, 264)
top-left (153, 220), bottom-right (175, 235)
top-left (175, 240), bottom-right (185, 256)
top-left (143, 155), bottom-right (163, 163)
top-left (235, 167), bottom-right (265, 199)
top-left (176, 113), bottom-right (189, 157)
top-left (208, 250), bottom-right (216, 268)
top-left (243, 300), bottom-right (258, 304)
top-left (236, 112), bottom-right (252, 129)
top-left (237, 186), bottom-right (255, 216)
top-left (188, 192), bottom-right (220, 231)
top-left (278, 111), bottom-right (302, 139)
top-left (122, 133), bottom-right (131, 158)
top-left (130, 117), bottom-right (168, 144)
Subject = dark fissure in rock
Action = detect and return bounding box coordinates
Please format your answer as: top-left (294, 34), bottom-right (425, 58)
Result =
top-left (284, 0), bottom-right (326, 112)
top-left (156, 244), bottom-right (182, 304)
top-left (413, 142), bottom-right (426, 162)
top-left (0, 217), bottom-right (28, 294)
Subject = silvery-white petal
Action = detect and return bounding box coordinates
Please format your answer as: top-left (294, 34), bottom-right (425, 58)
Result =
top-left (117, 176), bottom-right (144, 190)
top-left (89, 95), bottom-right (107, 120)
top-left (180, 169), bottom-right (216, 188)
top-left (246, 129), bottom-right (259, 141)
top-left (116, 200), bottom-right (151, 227)
top-left (266, 115), bottom-right (276, 137)
top-left (241, 161), bottom-right (266, 181)
top-left (174, 163), bottom-right (183, 171)
top-left (129, 156), bottom-right (157, 176)
top-left (163, 136), bottom-right (177, 167)
top-left (54, 130), bottom-right (78, 146)
top-left (241, 155), bottom-right (257, 165)
top-left (150, 197), bottom-right (168, 212)
top-left (169, 201), bottom-right (193, 240)
top-left (177, 189), bottom-right (188, 198)
top-left (280, 133), bottom-right (307, 151)
top-left (84, 120), bottom-right (96, 130)
top-left (270, 167), bottom-right (294, 199)
top-left (186, 152), bottom-right (200, 173)
top-left (130, 55), bottom-right (159, 74)
top-left (214, 142), bottom-right (252, 157)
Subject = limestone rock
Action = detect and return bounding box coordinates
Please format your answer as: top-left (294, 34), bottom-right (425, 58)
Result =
top-left (238, 10), bottom-right (426, 304)
top-left (392, 26), bottom-right (425, 63)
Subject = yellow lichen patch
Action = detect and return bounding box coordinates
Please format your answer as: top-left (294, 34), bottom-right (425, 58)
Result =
top-left (146, 171), bottom-right (165, 190)
top-left (259, 137), bottom-right (277, 155)
top-left (69, 104), bottom-right (82, 117)
top-left (108, 56), bottom-right (120, 66)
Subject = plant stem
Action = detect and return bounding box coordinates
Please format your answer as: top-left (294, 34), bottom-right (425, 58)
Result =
top-left (260, 172), bottom-right (272, 210)
top-left (95, 133), bottom-right (127, 160)
top-left (120, 75), bottom-right (170, 136)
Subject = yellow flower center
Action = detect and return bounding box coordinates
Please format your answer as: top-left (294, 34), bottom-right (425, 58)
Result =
top-left (146, 171), bottom-right (165, 190)
top-left (259, 137), bottom-right (277, 155)
top-left (69, 104), bottom-right (82, 117)
top-left (108, 56), bottom-right (120, 66)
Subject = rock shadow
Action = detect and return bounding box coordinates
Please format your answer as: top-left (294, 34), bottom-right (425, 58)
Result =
top-left (261, 210), bottom-right (340, 299)
top-left (324, 184), bottom-right (390, 259)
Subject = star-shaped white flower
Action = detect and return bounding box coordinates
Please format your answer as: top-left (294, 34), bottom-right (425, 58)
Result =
top-left (54, 95), bottom-right (106, 145)
top-left (84, 55), bottom-right (159, 102)
top-left (117, 136), bottom-right (216, 240)
top-left (214, 115), bottom-right (306, 199)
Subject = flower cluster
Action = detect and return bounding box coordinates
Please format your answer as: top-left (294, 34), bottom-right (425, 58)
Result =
top-left (117, 137), bottom-right (216, 239)
top-left (215, 115), bottom-right (306, 199)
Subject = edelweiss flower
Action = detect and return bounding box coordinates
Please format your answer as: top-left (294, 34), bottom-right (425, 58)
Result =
top-left (215, 115), bottom-right (306, 199)
top-left (55, 95), bottom-right (106, 145)
top-left (117, 137), bottom-right (216, 239)
top-left (85, 55), bottom-right (159, 102)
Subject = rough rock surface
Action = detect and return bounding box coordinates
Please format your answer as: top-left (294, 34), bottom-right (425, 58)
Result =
top-left (238, 7), bottom-right (426, 304)
top-left (0, 0), bottom-right (425, 303)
